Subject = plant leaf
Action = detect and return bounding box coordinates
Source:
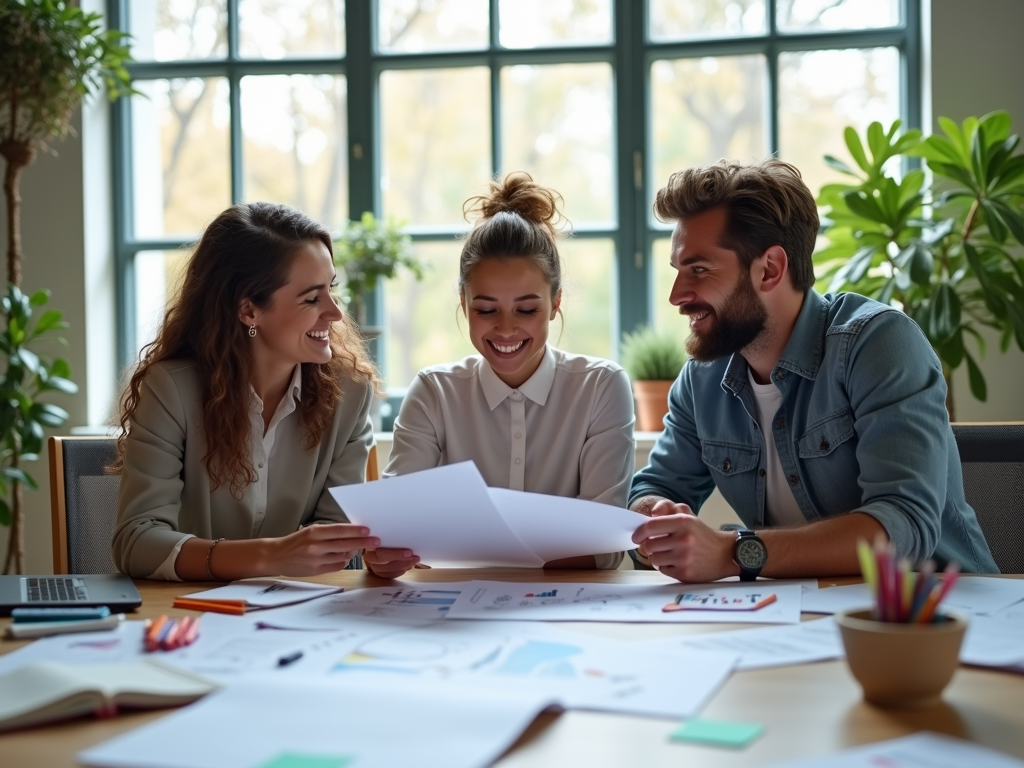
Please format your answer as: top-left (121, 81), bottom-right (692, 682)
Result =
top-left (964, 351), bottom-right (988, 401)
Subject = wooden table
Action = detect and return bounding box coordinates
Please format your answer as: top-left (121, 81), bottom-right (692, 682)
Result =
top-left (2, 570), bottom-right (1022, 768)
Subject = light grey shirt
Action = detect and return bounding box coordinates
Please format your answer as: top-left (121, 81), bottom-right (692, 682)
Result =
top-left (385, 347), bottom-right (636, 568)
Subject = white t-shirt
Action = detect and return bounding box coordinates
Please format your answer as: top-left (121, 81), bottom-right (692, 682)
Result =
top-left (747, 368), bottom-right (805, 528)
top-left (385, 346), bottom-right (636, 569)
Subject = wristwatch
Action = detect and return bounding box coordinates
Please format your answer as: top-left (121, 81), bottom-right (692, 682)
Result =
top-left (734, 529), bottom-right (767, 581)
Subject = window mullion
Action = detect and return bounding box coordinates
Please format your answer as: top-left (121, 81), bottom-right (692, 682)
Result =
top-left (615, 0), bottom-right (649, 347)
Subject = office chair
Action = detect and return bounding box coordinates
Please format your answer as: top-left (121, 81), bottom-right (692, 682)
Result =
top-left (48, 436), bottom-right (121, 575)
top-left (366, 443), bottom-right (380, 482)
top-left (952, 423), bottom-right (1024, 574)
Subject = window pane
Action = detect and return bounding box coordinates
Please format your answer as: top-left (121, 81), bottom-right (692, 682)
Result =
top-left (651, 238), bottom-right (690, 344)
top-left (650, 56), bottom-right (767, 209)
top-left (132, 78), bottom-right (231, 239)
top-left (128, 0), bottom-right (227, 62)
top-left (501, 63), bottom-right (614, 226)
top-left (241, 75), bottom-right (348, 228)
top-left (778, 48), bottom-right (900, 196)
top-left (380, 68), bottom-right (491, 227)
top-left (777, 0), bottom-right (899, 31)
top-left (558, 237), bottom-right (615, 360)
top-left (383, 241), bottom-right (473, 390)
top-left (498, 0), bottom-right (612, 49)
top-left (239, 0), bottom-right (346, 58)
top-left (649, 0), bottom-right (765, 41)
top-left (133, 249), bottom-right (189, 359)
top-left (377, 0), bottom-right (489, 53)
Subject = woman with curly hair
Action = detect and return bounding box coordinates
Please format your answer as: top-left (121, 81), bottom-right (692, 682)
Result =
top-left (112, 202), bottom-right (381, 580)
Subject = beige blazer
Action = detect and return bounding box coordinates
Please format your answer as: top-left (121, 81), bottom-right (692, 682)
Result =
top-left (112, 360), bottom-right (374, 578)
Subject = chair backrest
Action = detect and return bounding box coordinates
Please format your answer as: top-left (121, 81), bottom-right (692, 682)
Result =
top-left (951, 423), bottom-right (1024, 574)
top-left (48, 437), bottom-right (120, 575)
top-left (366, 443), bottom-right (380, 482)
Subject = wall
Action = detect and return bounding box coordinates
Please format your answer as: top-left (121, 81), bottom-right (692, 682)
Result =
top-left (1, 0), bottom-right (1021, 573)
top-left (929, 0), bottom-right (1024, 421)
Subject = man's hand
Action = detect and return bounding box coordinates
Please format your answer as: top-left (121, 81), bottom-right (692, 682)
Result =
top-left (631, 499), bottom-right (739, 583)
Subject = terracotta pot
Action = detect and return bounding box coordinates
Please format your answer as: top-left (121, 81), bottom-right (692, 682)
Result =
top-left (632, 380), bottom-right (673, 432)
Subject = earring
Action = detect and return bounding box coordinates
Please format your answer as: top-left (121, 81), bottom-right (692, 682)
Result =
top-left (248, 324), bottom-right (257, 338)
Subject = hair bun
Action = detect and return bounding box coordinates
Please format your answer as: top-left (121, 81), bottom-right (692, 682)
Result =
top-left (464, 172), bottom-right (566, 234)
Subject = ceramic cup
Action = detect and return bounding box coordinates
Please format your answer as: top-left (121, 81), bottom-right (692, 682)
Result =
top-left (836, 607), bottom-right (968, 709)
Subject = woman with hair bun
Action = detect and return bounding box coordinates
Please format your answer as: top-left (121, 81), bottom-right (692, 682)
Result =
top-left (369, 173), bottom-right (635, 577)
top-left (112, 202), bottom-right (382, 580)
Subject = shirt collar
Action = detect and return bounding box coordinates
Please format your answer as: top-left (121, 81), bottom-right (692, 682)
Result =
top-left (479, 345), bottom-right (556, 410)
top-left (721, 290), bottom-right (825, 394)
top-left (250, 364), bottom-right (303, 413)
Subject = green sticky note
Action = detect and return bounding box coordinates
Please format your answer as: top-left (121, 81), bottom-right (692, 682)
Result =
top-left (256, 753), bottom-right (354, 768)
top-left (670, 718), bottom-right (765, 747)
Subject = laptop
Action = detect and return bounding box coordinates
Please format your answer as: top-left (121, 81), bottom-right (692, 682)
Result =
top-left (0, 574), bottom-right (142, 616)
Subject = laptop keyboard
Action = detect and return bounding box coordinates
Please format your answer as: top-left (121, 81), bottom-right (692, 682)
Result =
top-left (25, 577), bottom-right (89, 602)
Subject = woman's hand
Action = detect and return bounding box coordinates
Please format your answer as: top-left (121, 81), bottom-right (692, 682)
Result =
top-left (364, 547), bottom-right (421, 579)
top-left (267, 524), bottom-right (380, 576)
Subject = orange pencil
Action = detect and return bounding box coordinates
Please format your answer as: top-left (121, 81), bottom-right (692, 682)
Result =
top-left (144, 615), bottom-right (168, 652)
top-left (172, 598), bottom-right (248, 615)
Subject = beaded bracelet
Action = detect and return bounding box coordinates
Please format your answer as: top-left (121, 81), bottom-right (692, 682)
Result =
top-left (206, 538), bottom-right (226, 580)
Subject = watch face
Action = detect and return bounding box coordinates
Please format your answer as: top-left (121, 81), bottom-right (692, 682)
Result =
top-left (736, 538), bottom-right (767, 569)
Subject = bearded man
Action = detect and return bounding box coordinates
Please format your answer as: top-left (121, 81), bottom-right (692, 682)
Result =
top-left (629, 160), bottom-right (997, 582)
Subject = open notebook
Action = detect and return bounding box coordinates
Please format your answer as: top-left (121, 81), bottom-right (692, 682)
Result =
top-left (0, 659), bottom-right (217, 732)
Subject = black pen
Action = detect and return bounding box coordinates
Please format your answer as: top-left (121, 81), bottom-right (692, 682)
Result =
top-left (277, 650), bottom-right (304, 667)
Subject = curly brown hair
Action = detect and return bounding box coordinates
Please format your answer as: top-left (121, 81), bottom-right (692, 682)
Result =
top-left (653, 159), bottom-right (819, 291)
top-left (114, 202), bottom-right (381, 497)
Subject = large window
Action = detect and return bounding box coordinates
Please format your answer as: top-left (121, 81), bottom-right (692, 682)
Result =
top-left (111, 0), bottom-right (919, 396)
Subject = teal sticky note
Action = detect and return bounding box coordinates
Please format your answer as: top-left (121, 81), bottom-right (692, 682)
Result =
top-left (256, 753), bottom-right (354, 768)
top-left (670, 718), bottom-right (765, 747)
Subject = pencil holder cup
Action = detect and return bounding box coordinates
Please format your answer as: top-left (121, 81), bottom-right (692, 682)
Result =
top-left (836, 608), bottom-right (967, 710)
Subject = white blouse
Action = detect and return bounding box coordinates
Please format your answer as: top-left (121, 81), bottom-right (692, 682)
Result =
top-left (385, 347), bottom-right (636, 568)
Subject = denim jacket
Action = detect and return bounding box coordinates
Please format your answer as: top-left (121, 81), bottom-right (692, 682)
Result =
top-left (630, 291), bottom-right (998, 573)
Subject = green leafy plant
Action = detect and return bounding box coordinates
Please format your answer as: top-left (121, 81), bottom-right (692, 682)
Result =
top-left (0, 0), bottom-right (133, 572)
top-left (814, 112), bottom-right (1024, 419)
top-left (620, 325), bottom-right (688, 381)
top-left (333, 212), bottom-right (426, 327)
top-left (0, 287), bottom-right (77, 573)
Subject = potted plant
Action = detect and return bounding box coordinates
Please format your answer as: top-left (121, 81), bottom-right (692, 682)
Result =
top-left (620, 325), bottom-right (687, 432)
top-left (333, 211), bottom-right (425, 329)
top-left (0, 0), bottom-right (133, 573)
top-left (813, 113), bottom-right (1024, 420)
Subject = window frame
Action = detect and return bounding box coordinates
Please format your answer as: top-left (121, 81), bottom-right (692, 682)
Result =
top-left (108, 0), bottom-right (921, 378)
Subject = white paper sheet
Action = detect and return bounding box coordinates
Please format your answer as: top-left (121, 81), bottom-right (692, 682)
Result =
top-left (487, 487), bottom-right (645, 562)
top-left (800, 577), bottom-right (1024, 617)
top-left (331, 462), bottom-right (543, 567)
top-left (180, 579), bottom-right (342, 608)
top-left (639, 616), bottom-right (843, 670)
top-left (759, 732), bottom-right (1024, 768)
top-left (445, 580), bottom-right (803, 623)
top-left (329, 461), bottom-right (643, 567)
top-left (287, 618), bottom-right (737, 719)
top-left (252, 583), bottom-right (476, 629)
top-left (78, 676), bottom-right (556, 768)
top-left (960, 613), bottom-right (1024, 668)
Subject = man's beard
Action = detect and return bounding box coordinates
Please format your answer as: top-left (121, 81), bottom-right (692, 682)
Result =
top-left (683, 275), bottom-right (769, 362)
